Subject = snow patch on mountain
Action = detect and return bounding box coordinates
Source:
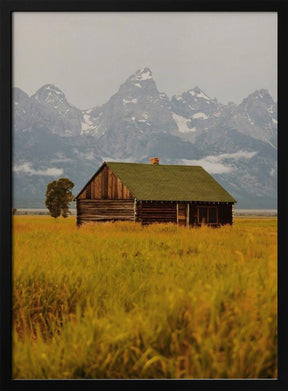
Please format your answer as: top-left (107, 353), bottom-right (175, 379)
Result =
top-left (82, 114), bottom-right (93, 127)
top-left (172, 113), bottom-right (195, 133)
top-left (123, 98), bottom-right (138, 105)
top-left (189, 88), bottom-right (210, 100)
top-left (132, 68), bottom-right (153, 81)
top-left (44, 85), bottom-right (63, 94)
top-left (191, 112), bottom-right (208, 120)
top-left (81, 111), bottom-right (102, 134)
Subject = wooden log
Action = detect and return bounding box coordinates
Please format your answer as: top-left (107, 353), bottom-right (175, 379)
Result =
top-left (76, 199), bottom-right (135, 224)
top-left (138, 201), bottom-right (177, 224)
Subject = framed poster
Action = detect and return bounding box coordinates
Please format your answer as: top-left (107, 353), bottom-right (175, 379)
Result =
top-left (1, 0), bottom-right (286, 390)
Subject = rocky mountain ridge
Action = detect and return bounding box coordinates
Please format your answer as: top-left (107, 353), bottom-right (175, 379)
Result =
top-left (13, 67), bottom-right (277, 208)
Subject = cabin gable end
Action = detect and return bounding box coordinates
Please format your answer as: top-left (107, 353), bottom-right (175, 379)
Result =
top-left (77, 163), bottom-right (134, 201)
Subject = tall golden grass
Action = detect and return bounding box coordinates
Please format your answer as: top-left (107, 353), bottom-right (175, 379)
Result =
top-left (12, 216), bottom-right (277, 379)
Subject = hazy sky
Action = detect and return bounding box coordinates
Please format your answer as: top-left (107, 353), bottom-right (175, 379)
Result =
top-left (13, 12), bottom-right (277, 110)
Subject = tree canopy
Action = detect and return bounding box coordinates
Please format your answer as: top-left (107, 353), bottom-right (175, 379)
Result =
top-left (45, 178), bottom-right (75, 218)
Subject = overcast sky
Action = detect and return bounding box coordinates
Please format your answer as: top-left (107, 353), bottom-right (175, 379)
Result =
top-left (13, 12), bottom-right (277, 110)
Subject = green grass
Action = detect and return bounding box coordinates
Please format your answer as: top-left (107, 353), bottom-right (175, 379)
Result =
top-left (12, 216), bottom-right (277, 379)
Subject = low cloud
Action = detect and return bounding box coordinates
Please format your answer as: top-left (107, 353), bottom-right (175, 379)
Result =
top-left (13, 162), bottom-right (64, 176)
top-left (181, 151), bottom-right (257, 174)
top-left (217, 151), bottom-right (257, 160)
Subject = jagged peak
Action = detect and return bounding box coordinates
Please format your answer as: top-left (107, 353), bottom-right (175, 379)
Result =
top-left (32, 84), bottom-right (68, 107)
top-left (36, 84), bottom-right (65, 95)
top-left (188, 86), bottom-right (211, 100)
top-left (117, 67), bottom-right (157, 96)
top-left (173, 86), bottom-right (211, 102)
top-left (250, 89), bottom-right (270, 98)
top-left (135, 67), bottom-right (153, 79)
top-left (128, 67), bottom-right (153, 84)
top-left (190, 86), bottom-right (202, 93)
top-left (241, 89), bottom-right (275, 106)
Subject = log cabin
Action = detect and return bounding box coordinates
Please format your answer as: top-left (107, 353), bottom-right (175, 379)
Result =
top-left (75, 158), bottom-right (236, 226)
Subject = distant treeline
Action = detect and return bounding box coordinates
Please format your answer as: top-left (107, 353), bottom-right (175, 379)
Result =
top-left (233, 209), bottom-right (277, 216)
top-left (13, 209), bottom-right (277, 216)
top-left (13, 209), bottom-right (77, 215)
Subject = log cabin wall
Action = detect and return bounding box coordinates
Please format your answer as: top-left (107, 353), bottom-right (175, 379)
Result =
top-left (76, 165), bottom-right (135, 225)
top-left (218, 203), bottom-right (233, 225)
top-left (189, 202), bottom-right (233, 226)
top-left (136, 201), bottom-right (233, 226)
top-left (137, 201), bottom-right (177, 224)
top-left (76, 199), bottom-right (135, 225)
top-left (78, 165), bottom-right (134, 200)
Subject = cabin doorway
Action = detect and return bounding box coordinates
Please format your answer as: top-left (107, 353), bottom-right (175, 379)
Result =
top-left (177, 203), bottom-right (189, 226)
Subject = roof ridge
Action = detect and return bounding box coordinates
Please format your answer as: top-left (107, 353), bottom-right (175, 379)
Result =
top-left (106, 161), bottom-right (204, 168)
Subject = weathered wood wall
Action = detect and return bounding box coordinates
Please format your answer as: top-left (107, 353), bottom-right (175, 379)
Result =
top-left (77, 198), bottom-right (233, 226)
top-left (76, 199), bottom-right (134, 225)
top-left (137, 202), bottom-right (233, 226)
top-left (78, 165), bottom-right (134, 200)
top-left (189, 203), bottom-right (233, 226)
top-left (137, 202), bottom-right (177, 224)
top-left (218, 203), bottom-right (233, 225)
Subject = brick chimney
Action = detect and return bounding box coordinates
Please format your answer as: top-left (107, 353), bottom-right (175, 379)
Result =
top-left (150, 157), bottom-right (160, 165)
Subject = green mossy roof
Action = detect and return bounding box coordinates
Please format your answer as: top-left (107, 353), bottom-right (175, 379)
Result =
top-left (106, 162), bottom-right (236, 202)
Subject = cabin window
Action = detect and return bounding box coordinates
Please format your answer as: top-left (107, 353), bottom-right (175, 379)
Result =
top-left (198, 207), bottom-right (208, 224)
top-left (197, 206), bottom-right (218, 224)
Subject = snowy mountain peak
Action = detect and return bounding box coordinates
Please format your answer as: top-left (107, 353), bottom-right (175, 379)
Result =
top-left (37, 84), bottom-right (65, 96)
top-left (171, 85), bottom-right (222, 128)
top-left (33, 84), bottom-right (67, 106)
top-left (188, 86), bottom-right (211, 100)
top-left (80, 67), bottom-right (177, 142)
top-left (252, 89), bottom-right (271, 99)
top-left (243, 89), bottom-right (275, 107)
top-left (29, 84), bottom-right (83, 137)
top-left (133, 67), bottom-right (153, 81)
top-left (42, 84), bottom-right (64, 92)
top-left (124, 67), bottom-right (154, 88)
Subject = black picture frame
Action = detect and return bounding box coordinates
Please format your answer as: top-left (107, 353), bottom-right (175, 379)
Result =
top-left (1, 1), bottom-right (287, 390)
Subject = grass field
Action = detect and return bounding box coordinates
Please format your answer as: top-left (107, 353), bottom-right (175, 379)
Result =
top-left (12, 216), bottom-right (277, 379)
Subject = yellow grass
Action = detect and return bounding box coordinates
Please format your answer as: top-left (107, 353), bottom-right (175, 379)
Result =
top-left (12, 216), bottom-right (277, 379)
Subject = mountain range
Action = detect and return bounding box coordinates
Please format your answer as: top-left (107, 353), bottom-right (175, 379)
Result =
top-left (13, 67), bottom-right (277, 209)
